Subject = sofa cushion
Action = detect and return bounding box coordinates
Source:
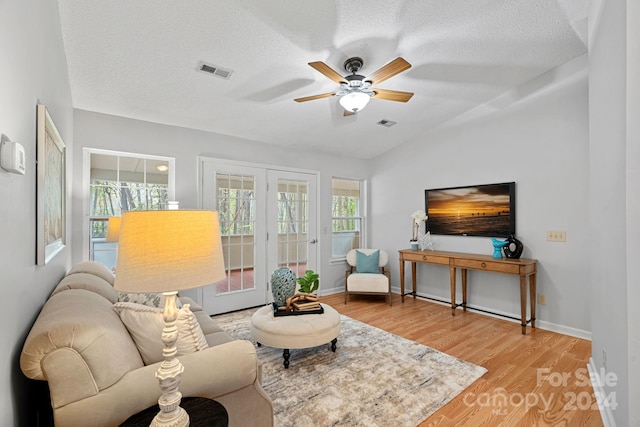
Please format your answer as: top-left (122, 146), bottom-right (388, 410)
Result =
top-left (52, 272), bottom-right (118, 303)
top-left (347, 272), bottom-right (389, 292)
top-left (179, 296), bottom-right (204, 312)
top-left (117, 292), bottom-right (182, 308)
top-left (113, 302), bottom-right (209, 365)
top-left (67, 261), bottom-right (115, 285)
top-left (188, 310), bottom-right (234, 347)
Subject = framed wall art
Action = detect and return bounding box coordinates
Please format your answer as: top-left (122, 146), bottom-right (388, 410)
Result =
top-left (424, 182), bottom-right (515, 237)
top-left (36, 104), bottom-right (66, 265)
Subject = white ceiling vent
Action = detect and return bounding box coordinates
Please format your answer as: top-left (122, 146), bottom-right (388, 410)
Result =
top-left (197, 61), bottom-right (233, 80)
top-left (377, 119), bottom-right (397, 127)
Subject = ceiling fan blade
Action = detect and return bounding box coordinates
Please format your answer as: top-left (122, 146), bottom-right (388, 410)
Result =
top-left (294, 92), bottom-right (336, 103)
top-left (366, 57), bottom-right (411, 85)
top-left (372, 88), bottom-right (414, 102)
top-left (308, 62), bottom-right (347, 84)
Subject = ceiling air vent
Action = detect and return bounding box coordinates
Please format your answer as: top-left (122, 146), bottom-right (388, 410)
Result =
top-left (377, 119), bottom-right (397, 127)
top-left (197, 61), bottom-right (233, 80)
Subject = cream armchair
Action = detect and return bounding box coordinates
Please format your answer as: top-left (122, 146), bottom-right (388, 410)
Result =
top-left (344, 249), bottom-right (392, 306)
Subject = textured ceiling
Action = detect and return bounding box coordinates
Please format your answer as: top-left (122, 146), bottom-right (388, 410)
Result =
top-left (56, 0), bottom-right (588, 159)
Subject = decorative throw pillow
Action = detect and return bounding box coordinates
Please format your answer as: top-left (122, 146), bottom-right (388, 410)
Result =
top-left (117, 292), bottom-right (182, 309)
top-left (113, 302), bottom-right (208, 365)
top-left (355, 249), bottom-right (380, 273)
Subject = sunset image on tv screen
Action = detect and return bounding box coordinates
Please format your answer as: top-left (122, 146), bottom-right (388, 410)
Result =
top-left (426, 183), bottom-right (513, 236)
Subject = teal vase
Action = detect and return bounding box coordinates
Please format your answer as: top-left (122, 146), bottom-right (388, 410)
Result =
top-left (491, 238), bottom-right (509, 259)
top-left (271, 268), bottom-right (297, 307)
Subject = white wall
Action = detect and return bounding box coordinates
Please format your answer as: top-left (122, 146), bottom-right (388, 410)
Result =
top-left (0, 0), bottom-right (74, 425)
top-left (626, 2), bottom-right (640, 424)
top-left (588, 0), bottom-right (639, 424)
top-left (70, 110), bottom-right (369, 298)
top-left (369, 56), bottom-right (591, 336)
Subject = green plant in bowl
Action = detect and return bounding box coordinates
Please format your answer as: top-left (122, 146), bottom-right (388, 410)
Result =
top-left (296, 270), bottom-right (319, 294)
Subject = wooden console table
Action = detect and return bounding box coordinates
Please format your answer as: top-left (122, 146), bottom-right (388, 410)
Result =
top-left (398, 249), bottom-right (537, 334)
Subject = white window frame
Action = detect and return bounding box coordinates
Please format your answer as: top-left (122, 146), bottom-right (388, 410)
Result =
top-left (331, 177), bottom-right (366, 262)
top-left (82, 148), bottom-right (176, 263)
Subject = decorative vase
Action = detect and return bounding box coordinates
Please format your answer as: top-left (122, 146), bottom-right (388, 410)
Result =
top-left (504, 234), bottom-right (524, 259)
top-left (491, 238), bottom-right (509, 259)
top-left (410, 241), bottom-right (419, 250)
top-left (271, 267), bottom-right (297, 307)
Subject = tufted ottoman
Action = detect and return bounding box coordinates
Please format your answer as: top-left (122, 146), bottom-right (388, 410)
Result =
top-left (250, 304), bottom-right (341, 368)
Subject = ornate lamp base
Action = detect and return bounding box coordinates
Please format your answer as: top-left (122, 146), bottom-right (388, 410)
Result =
top-left (151, 291), bottom-right (190, 427)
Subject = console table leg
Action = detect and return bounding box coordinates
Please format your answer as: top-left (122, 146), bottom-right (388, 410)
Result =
top-left (411, 262), bottom-right (417, 299)
top-left (520, 276), bottom-right (527, 335)
top-left (461, 269), bottom-right (468, 312)
top-left (399, 259), bottom-right (405, 303)
top-left (450, 266), bottom-right (456, 316)
top-left (530, 273), bottom-right (537, 329)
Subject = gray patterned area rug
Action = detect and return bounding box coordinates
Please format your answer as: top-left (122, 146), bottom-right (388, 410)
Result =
top-left (213, 307), bottom-right (487, 427)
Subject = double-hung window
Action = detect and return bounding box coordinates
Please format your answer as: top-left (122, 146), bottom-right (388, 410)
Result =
top-left (85, 149), bottom-right (174, 270)
top-left (331, 178), bottom-right (364, 259)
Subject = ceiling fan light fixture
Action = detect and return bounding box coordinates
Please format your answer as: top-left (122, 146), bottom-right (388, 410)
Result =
top-left (339, 91), bottom-right (371, 113)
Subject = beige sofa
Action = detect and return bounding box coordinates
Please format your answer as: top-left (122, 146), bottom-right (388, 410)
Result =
top-left (20, 261), bottom-right (273, 427)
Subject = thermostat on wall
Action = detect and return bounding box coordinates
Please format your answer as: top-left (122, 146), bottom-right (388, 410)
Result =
top-left (1, 140), bottom-right (26, 175)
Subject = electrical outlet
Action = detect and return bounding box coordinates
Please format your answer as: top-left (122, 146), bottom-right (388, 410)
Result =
top-left (546, 230), bottom-right (566, 242)
top-left (537, 293), bottom-right (547, 305)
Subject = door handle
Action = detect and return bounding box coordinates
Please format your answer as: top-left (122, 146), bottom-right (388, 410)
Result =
top-left (309, 239), bottom-right (318, 244)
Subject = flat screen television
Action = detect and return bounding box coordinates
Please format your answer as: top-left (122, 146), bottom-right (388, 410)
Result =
top-left (424, 182), bottom-right (515, 237)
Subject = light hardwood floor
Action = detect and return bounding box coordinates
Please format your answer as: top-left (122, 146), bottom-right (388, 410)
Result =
top-left (320, 292), bottom-right (604, 427)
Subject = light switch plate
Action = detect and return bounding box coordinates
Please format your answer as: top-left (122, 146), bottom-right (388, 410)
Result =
top-left (546, 230), bottom-right (566, 242)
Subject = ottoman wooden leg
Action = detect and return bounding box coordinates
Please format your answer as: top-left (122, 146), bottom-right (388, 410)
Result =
top-left (283, 349), bottom-right (290, 369)
top-left (330, 338), bottom-right (337, 352)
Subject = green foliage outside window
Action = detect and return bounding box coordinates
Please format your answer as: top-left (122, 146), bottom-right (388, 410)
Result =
top-left (90, 179), bottom-right (168, 238)
top-left (332, 194), bottom-right (360, 232)
top-left (218, 188), bottom-right (255, 236)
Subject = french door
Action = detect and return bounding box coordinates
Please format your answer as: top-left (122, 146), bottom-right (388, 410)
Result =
top-left (199, 158), bottom-right (318, 315)
top-left (267, 170), bottom-right (318, 279)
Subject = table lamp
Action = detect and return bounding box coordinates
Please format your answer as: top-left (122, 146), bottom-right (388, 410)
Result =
top-left (106, 216), bottom-right (121, 242)
top-left (114, 210), bottom-right (226, 427)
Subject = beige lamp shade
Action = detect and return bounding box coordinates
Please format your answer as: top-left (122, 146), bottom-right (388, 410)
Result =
top-left (114, 210), bottom-right (226, 293)
top-left (105, 217), bottom-right (121, 242)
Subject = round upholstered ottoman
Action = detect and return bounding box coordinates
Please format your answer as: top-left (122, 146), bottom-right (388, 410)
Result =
top-left (250, 304), bottom-right (341, 368)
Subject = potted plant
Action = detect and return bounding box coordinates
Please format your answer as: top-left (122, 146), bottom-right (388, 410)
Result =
top-left (410, 210), bottom-right (428, 249)
top-left (296, 269), bottom-right (319, 294)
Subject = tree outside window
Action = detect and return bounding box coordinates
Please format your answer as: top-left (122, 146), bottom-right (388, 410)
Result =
top-left (87, 152), bottom-right (172, 269)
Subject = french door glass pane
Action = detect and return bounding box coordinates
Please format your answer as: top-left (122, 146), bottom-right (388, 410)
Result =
top-left (278, 179), bottom-right (308, 277)
top-left (216, 173), bottom-right (256, 294)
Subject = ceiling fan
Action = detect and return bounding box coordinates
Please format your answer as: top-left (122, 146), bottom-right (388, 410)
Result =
top-left (294, 57), bottom-right (414, 114)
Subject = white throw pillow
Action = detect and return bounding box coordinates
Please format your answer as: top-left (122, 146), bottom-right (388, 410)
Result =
top-left (113, 302), bottom-right (208, 365)
top-left (117, 292), bottom-right (182, 308)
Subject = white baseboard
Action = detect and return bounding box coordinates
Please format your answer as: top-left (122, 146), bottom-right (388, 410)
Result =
top-left (534, 320), bottom-right (591, 340)
top-left (322, 286), bottom-right (592, 340)
top-left (406, 289), bottom-right (593, 340)
top-left (319, 286), bottom-right (344, 296)
top-left (588, 358), bottom-right (616, 427)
